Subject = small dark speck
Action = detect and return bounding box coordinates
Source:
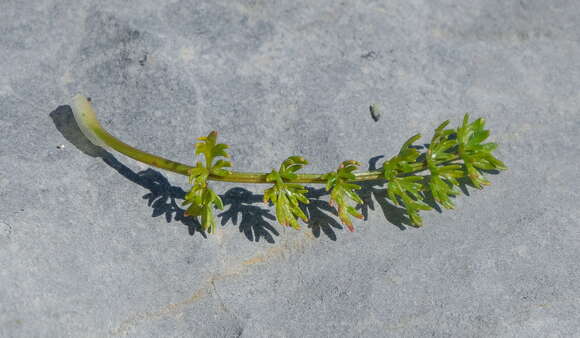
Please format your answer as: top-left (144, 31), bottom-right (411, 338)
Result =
top-left (139, 54), bottom-right (148, 66)
top-left (87, 97), bottom-right (92, 102)
top-left (361, 51), bottom-right (377, 59)
top-left (370, 104), bottom-right (380, 122)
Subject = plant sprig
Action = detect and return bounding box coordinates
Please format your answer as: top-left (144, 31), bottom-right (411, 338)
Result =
top-left (72, 95), bottom-right (507, 234)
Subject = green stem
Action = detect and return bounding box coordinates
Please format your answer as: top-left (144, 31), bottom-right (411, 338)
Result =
top-left (71, 95), bottom-right (453, 184)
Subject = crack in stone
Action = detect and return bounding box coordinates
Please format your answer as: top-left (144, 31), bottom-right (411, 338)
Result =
top-left (111, 232), bottom-right (315, 335)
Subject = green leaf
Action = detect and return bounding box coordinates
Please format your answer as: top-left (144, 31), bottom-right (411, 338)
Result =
top-left (380, 134), bottom-right (432, 225)
top-left (210, 159), bottom-right (232, 177)
top-left (183, 131), bottom-right (232, 233)
top-left (457, 114), bottom-right (507, 189)
top-left (386, 176), bottom-right (432, 226)
top-left (383, 134), bottom-right (422, 180)
top-left (264, 157), bottom-right (310, 229)
top-left (426, 120), bottom-right (461, 208)
top-left (278, 156), bottom-right (308, 180)
top-left (322, 160), bottom-right (364, 231)
top-left (193, 131), bottom-right (232, 176)
top-left (182, 184), bottom-right (224, 233)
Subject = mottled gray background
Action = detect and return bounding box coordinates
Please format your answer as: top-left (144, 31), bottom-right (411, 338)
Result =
top-left (1, 0), bottom-right (579, 337)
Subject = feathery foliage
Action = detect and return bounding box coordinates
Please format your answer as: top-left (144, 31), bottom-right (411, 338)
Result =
top-left (426, 120), bottom-right (463, 209)
top-left (457, 114), bottom-right (507, 188)
top-left (182, 115), bottom-right (507, 231)
top-left (178, 115), bottom-right (507, 231)
top-left (322, 160), bottom-right (364, 231)
top-left (375, 114), bottom-right (507, 226)
top-left (72, 95), bottom-right (506, 235)
top-left (263, 156), bottom-right (310, 229)
top-left (182, 131), bottom-right (231, 233)
top-left (382, 134), bottom-right (432, 226)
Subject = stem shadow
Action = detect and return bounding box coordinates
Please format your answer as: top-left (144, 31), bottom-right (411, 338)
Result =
top-left (50, 105), bottom-right (278, 242)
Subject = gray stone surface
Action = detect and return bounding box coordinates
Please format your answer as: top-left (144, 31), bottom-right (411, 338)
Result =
top-left (1, 0), bottom-right (580, 337)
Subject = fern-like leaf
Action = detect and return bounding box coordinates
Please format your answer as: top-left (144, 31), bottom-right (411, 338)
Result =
top-left (321, 160), bottom-right (363, 231)
top-left (457, 114), bottom-right (507, 188)
top-left (263, 156), bottom-right (310, 229)
top-left (183, 131), bottom-right (231, 233)
top-left (182, 185), bottom-right (223, 234)
top-left (426, 120), bottom-right (463, 209)
top-left (383, 134), bottom-right (432, 226)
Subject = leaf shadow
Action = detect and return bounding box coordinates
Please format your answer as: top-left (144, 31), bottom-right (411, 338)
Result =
top-left (303, 187), bottom-right (343, 241)
top-left (218, 188), bottom-right (279, 243)
top-left (356, 155), bottom-right (413, 230)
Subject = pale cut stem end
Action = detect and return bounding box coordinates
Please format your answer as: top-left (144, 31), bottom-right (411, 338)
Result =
top-left (71, 94), bottom-right (107, 148)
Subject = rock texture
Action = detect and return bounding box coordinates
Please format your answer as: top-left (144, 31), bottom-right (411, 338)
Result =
top-left (1, 1), bottom-right (579, 337)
